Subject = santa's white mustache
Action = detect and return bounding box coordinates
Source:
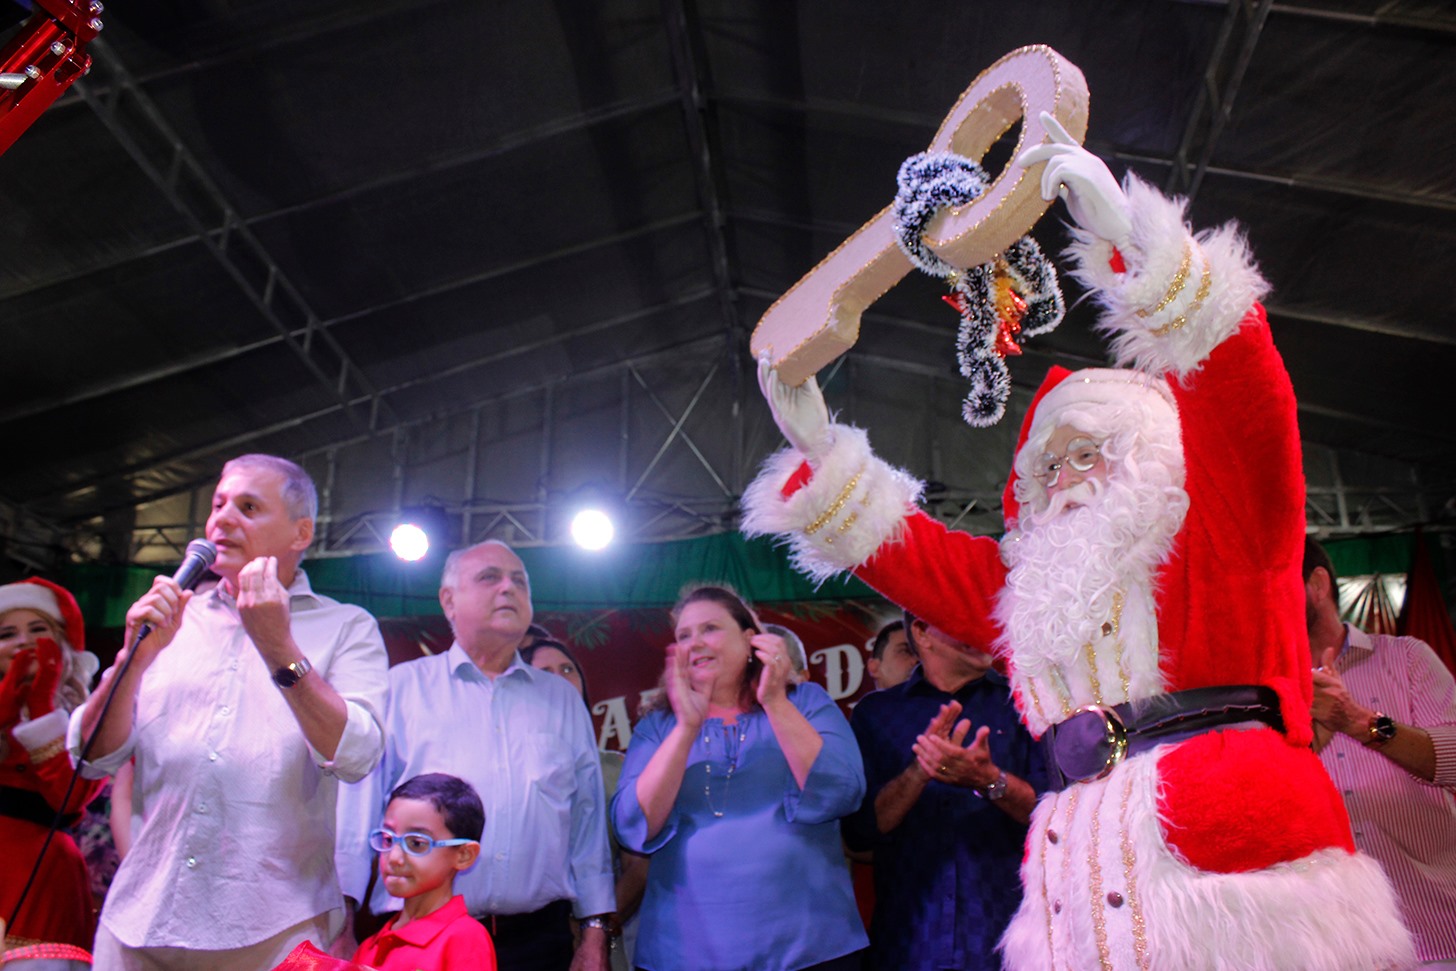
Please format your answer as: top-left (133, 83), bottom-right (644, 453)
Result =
top-left (1040, 478), bottom-right (1104, 519)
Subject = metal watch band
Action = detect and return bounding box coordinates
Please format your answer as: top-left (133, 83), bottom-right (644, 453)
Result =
top-left (272, 656), bottom-right (313, 688)
top-left (977, 769), bottom-right (1008, 801)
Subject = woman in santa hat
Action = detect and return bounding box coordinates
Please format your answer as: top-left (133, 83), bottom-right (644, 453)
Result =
top-left (0, 577), bottom-right (102, 951)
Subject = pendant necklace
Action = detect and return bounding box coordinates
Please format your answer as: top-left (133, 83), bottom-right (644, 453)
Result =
top-left (703, 720), bottom-right (747, 818)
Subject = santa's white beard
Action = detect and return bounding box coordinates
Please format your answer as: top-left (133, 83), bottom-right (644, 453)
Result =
top-left (999, 473), bottom-right (1186, 672)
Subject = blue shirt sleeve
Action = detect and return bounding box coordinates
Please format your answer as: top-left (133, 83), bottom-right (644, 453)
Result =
top-left (564, 687), bottom-right (616, 917)
top-left (781, 683), bottom-right (866, 824)
top-left (611, 708), bottom-right (679, 854)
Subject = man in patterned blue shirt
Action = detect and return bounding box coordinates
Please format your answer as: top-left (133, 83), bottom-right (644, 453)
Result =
top-left (846, 612), bottom-right (1045, 970)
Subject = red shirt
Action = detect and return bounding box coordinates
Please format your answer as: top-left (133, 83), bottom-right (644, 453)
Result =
top-left (353, 895), bottom-right (497, 971)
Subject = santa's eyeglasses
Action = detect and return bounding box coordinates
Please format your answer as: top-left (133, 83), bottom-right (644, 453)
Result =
top-left (1031, 438), bottom-right (1103, 488)
top-left (368, 828), bottom-right (475, 856)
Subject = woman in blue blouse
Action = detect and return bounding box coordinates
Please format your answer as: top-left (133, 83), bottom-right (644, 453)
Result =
top-left (612, 585), bottom-right (868, 971)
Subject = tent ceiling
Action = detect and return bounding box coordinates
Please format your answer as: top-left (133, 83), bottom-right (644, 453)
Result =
top-left (1, 0), bottom-right (1453, 569)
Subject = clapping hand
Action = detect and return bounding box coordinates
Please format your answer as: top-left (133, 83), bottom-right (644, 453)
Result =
top-left (0, 646), bottom-right (31, 725)
top-left (23, 636), bottom-right (63, 717)
top-left (913, 701), bottom-right (999, 789)
top-left (664, 642), bottom-right (710, 733)
top-left (752, 631), bottom-right (793, 708)
top-left (1311, 646), bottom-right (1369, 739)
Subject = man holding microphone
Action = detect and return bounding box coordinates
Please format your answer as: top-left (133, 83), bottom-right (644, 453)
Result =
top-left (70, 453), bottom-right (389, 970)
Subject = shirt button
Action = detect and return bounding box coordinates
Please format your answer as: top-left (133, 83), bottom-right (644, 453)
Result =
top-left (208, 752), bottom-right (219, 762)
top-left (496, 853), bottom-right (506, 861)
top-left (197, 803), bottom-right (207, 813)
top-left (220, 705), bottom-right (230, 715)
top-left (186, 857), bottom-right (197, 869)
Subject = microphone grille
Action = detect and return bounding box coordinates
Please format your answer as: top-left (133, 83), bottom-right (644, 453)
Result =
top-left (185, 538), bottom-right (218, 566)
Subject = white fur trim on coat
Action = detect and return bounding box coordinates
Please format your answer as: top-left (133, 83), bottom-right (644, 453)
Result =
top-left (1002, 745), bottom-right (1416, 971)
top-left (1063, 176), bottom-right (1270, 381)
top-left (742, 425), bottom-right (922, 584)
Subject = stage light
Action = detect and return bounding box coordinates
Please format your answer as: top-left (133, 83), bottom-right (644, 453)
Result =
top-left (390, 504), bottom-right (450, 562)
top-left (570, 508), bottom-right (614, 551)
top-left (389, 522), bottom-right (431, 561)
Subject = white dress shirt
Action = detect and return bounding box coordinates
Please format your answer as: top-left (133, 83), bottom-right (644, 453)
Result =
top-left (335, 643), bottom-right (615, 920)
top-left (68, 571), bottom-right (388, 950)
top-left (1320, 624), bottom-right (1456, 962)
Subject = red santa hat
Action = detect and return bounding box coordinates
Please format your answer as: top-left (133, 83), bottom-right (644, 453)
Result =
top-left (0, 577), bottom-right (86, 653)
top-left (1002, 366), bottom-right (1180, 528)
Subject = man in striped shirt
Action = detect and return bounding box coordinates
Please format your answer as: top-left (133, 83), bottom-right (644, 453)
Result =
top-left (1305, 537), bottom-right (1456, 969)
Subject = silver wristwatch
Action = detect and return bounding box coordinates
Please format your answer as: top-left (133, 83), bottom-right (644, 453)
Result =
top-left (272, 656), bottom-right (313, 689)
top-left (978, 769), bottom-right (1009, 801)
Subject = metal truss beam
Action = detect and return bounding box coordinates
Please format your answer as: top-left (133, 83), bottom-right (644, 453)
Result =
top-left (664, 0), bottom-right (739, 340)
top-left (70, 333), bottom-right (731, 532)
top-left (1164, 0), bottom-right (1274, 201)
top-left (0, 493), bottom-right (69, 573)
top-left (1, 91), bottom-right (685, 307)
top-left (627, 361), bottom-right (732, 500)
top-left (51, 289), bottom-right (716, 510)
top-left (74, 39), bottom-right (397, 437)
top-left (0, 213), bottom-right (705, 428)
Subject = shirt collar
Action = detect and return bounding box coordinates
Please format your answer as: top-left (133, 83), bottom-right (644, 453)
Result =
top-left (210, 567), bottom-right (321, 609)
top-left (447, 641), bottom-right (532, 683)
top-left (1342, 623), bottom-right (1374, 657)
top-left (381, 894), bottom-right (470, 947)
top-left (904, 664), bottom-right (1006, 697)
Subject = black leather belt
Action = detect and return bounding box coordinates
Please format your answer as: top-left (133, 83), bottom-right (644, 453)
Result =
top-left (1043, 685), bottom-right (1284, 792)
top-left (476, 898), bottom-right (572, 941)
top-left (0, 784), bottom-right (79, 829)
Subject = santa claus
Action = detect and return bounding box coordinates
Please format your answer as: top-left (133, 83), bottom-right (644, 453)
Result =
top-left (743, 116), bottom-right (1414, 970)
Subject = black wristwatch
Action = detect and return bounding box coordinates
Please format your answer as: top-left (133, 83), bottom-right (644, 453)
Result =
top-left (1365, 711), bottom-right (1397, 747)
top-left (272, 656), bottom-right (313, 689)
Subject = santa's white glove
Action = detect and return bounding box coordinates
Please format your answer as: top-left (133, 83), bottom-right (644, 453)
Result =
top-left (1018, 111), bottom-right (1132, 250)
top-left (757, 354), bottom-right (833, 462)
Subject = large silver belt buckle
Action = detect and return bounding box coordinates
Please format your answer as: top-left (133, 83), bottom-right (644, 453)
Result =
top-left (1055, 704), bottom-right (1130, 784)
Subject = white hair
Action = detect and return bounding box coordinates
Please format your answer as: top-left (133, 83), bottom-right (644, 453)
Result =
top-left (440, 539), bottom-right (524, 590)
top-left (220, 453), bottom-right (318, 522)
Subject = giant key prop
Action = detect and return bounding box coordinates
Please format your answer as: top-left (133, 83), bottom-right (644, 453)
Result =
top-left (751, 45), bottom-right (1088, 386)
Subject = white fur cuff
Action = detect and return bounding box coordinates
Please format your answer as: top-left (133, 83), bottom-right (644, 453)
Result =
top-left (1063, 175), bottom-right (1270, 380)
top-left (742, 425), bottom-right (922, 583)
top-left (12, 708), bottom-right (69, 755)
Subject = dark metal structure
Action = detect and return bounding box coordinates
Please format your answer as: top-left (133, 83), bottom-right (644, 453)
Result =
top-left (0, 0), bottom-right (1452, 571)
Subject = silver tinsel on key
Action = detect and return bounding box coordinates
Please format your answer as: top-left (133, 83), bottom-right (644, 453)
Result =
top-left (891, 151), bottom-right (1065, 427)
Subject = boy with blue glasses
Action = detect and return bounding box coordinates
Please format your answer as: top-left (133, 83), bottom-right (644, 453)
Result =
top-left (352, 773), bottom-right (497, 970)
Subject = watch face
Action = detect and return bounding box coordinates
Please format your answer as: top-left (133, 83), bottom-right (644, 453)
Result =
top-left (1373, 715), bottom-right (1397, 740)
top-left (273, 659), bottom-right (310, 687)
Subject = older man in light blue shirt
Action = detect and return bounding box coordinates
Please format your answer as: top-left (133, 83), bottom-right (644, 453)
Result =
top-left (337, 540), bottom-right (614, 971)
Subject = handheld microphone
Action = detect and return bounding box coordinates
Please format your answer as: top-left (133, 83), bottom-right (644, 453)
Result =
top-left (135, 538), bottom-right (218, 642)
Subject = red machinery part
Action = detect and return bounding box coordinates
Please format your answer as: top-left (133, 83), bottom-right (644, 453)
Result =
top-left (0, 0), bottom-right (102, 156)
